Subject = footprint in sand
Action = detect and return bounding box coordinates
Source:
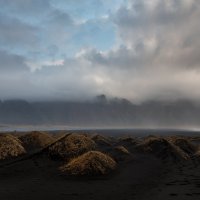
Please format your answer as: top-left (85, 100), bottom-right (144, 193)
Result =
top-left (165, 183), bottom-right (175, 186)
top-left (193, 193), bottom-right (200, 195)
top-left (169, 193), bottom-right (178, 196)
top-left (195, 183), bottom-right (200, 187)
top-left (185, 193), bottom-right (193, 196)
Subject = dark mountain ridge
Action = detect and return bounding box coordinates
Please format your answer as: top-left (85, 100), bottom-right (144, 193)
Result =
top-left (0, 96), bottom-right (200, 127)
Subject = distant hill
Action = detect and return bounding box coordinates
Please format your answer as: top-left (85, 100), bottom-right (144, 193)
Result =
top-left (0, 96), bottom-right (200, 127)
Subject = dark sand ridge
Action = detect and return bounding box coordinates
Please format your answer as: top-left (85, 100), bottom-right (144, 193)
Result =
top-left (136, 136), bottom-right (191, 162)
top-left (105, 145), bottom-right (131, 162)
top-left (0, 132), bottom-right (200, 200)
top-left (91, 134), bottom-right (136, 162)
top-left (91, 134), bottom-right (113, 147)
top-left (19, 131), bottom-right (55, 152)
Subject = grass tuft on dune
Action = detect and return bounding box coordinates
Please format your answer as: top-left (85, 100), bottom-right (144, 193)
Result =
top-left (48, 133), bottom-right (96, 160)
top-left (137, 137), bottom-right (190, 161)
top-left (0, 134), bottom-right (26, 160)
top-left (59, 151), bottom-right (116, 176)
top-left (169, 137), bottom-right (197, 155)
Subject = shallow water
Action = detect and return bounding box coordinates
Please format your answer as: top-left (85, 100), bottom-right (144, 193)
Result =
top-left (1, 125), bottom-right (200, 137)
top-left (0, 125), bottom-right (71, 132)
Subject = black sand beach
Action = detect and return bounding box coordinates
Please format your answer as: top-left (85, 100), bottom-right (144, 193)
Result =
top-left (0, 130), bottom-right (200, 200)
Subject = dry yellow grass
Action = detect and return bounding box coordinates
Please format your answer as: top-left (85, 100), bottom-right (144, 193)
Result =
top-left (48, 133), bottom-right (96, 160)
top-left (19, 131), bottom-right (55, 151)
top-left (59, 151), bottom-right (116, 176)
top-left (0, 134), bottom-right (26, 160)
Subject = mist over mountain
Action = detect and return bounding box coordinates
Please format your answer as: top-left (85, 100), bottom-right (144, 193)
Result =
top-left (0, 95), bottom-right (200, 128)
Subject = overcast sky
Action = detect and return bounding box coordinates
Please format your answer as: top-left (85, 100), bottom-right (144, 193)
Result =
top-left (0, 0), bottom-right (200, 102)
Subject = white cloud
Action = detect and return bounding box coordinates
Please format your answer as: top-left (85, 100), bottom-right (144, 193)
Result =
top-left (0, 0), bottom-right (200, 102)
